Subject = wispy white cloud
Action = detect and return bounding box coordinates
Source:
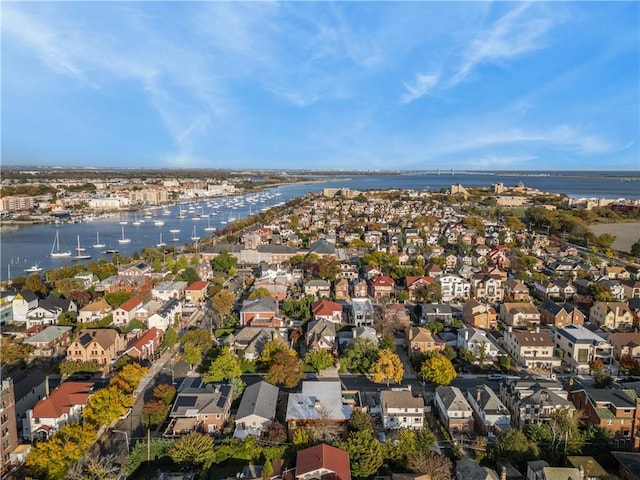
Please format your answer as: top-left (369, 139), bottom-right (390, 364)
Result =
top-left (400, 73), bottom-right (439, 105)
top-left (451, 3), bottom-right (555, 85)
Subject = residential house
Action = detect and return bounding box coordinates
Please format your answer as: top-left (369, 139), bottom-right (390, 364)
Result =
top-left (11, 290), bottom-right (39, 324)
top-left (456, 328), bottom-right (502, 362)
top-left (565, 456), bottom-right (608, 480)
top-left (123, 327), bottom-right (164, 361)
top-left (135, 299), bottom-right (160, 322)
top-left (568, 387), bottom-right (639, 449)
top-left (23, 326), bottom-right (73, 357)
top-left (369, 275), bottom-right (395, 300)
top-left (225, 328), bottom-right (287, 361)
top-left (439, 275), bottom-right (471, 302)
top-left (424, 263), bottom-right (444, 278)
top-left (249, 282), bottom-right (288, 302)
top-left (526, 461), bottom-right (581, 480)
top-left (334, 278), bottom-right (350, 300)
top-left (167, 380), bottom-right (233, 435)
top-left (351, 279), bottom-right (368, 298)
top-left (504, 279), bottom-right (531, 302)
top-left (306, 319), bottom-right (337, 353)
top-left (500, 378), bottom-right (573, 427)
top-left (421, 304), bottom-right (454, 325)
top-left (434, 386), bottom-right (474, 435)
top-left (611, 451), bottom-right (640, 480)
top-left (604, 266), bottom-right (631, 281)
top-left (503, 328), bottom-right (560, 370)
top-left (471, 274), bottom-right (504, 303)
top-left (312, 300), bottom-right (343, 324)
top-left (184, 280), bottom-right (208, 304)
top-left (23, 381), bottom-right (93, 441)
top-left (294, 443), bottom-right (351, 480)
top-left (234, 381), bottom-right (279, 439)
top-left (120, 262), bottom-right (152, 277)
top-left (380, 389), bottom-right (424, 430)
top-left (147, 298), bottom-right (182, 331)
top-left (77, 299), bottom-right (112, 324)
top-left (406, 326), bottom-right (444, 359)
top-left (240, 296), bottom-right (279, 327)
top-left (554, 325), bottom-right (612, 373)
top-left (608, 333), bottom-right (640, 361)
top-left (113, 297), bottom-right (143, 325)
top-left (455, 460), bottom-right (499, 480)
top-left (500, 302), bottom-right (541, 328)
top-left (286, 381), bottom-right (352, 435)
top-left (622, 280), bottom-right (640, 300)
top-left (152, 281), bottom-right (187, 302)
top-left (404, 276), bottom-right (436, 302)
top-left (590, 302), bottom-right (633, 330)
top-left (0, 291), bottom-right (14, 327)
top-left (96, 275), bottom-right (153, 295)
top-left (304, 279), bottom-right (331, 299)
top-left (349, 298), bottom-right (374, 327)
top-left (538, 301), bottom-right (585, 328)
top-left (467, 385), bottom-right (511, 435)
top-left (66, 328), bottom-right (125, 365)
top-left (463, 299), bottom-right (497, 330)
top-left (25, 295), bottom-right (77, 330)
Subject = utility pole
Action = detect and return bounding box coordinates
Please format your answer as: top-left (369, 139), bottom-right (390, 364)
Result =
top-left (147, 427), bottom-right (151, 465)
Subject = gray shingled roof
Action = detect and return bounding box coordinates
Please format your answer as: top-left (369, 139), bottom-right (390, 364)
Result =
top-left (236, 381), bottom-right (279, 422)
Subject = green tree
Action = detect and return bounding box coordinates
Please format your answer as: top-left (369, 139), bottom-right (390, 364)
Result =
top-left (212, 250), bottom-right (237, 274)
top-left (348, 410), bottom-right (374, 433)
top-left (258, 338), bottom-right (292, 368)
top-left (153, 383), bottom-right (176, 405)
top-left (249, 287), bottom-right (272, 298)
top-left (168, 432), bottom-right (215, 465)
top-left (589, 283), bottom-right (613, 302)
top-left (421, 354), bottom-right (457, 386)
top-left (498, 354), bottom-right (512, 372)
top-left (163, 326), bottom-right (179, 348)
top-left (0, 336), bottom-right (34, 365)
top-left (594, 233), bottom-right (617, 249)
top-left (631, 239), bottom-right (640, 257)
top-left (26, 423), bottom-right (96, 480)
top-left (491, 428), bottom-right (540, 465)
top-left (339, 430), bottom-right (384, 478)
top-left (124, 439), bottom-right (174, 477)
top-left (24, 273), bottom-right (47, 295)
top-left (83, 387), bottom-right (132, 426)
top-left (204, 347), bottom-right (242, 382)
top-left (142, 399), bottom-right (168, 426)
top-left (304, 349), bottom-right (334, 373)
top-left (266, 351), bottom-right (304, 388)
top-left (181, 328), bottom-right (212, 352)
top-left (371, 349), bottom-right (404, 386)
top-left (184, 344), bottom-right (202, 370)
top-left (341, 338), bottom-right (380, 374)
top-left (104, 291), bottom-right (132, 308)
top-left (476, 341), bottom-right (488, 367)
top-left (230, 376), bottom-right (247, 400)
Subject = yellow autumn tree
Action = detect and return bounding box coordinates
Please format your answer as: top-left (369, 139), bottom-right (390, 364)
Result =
top-left (371, 349), bottom-right (404, 386)
top-left (421, 353), bottom-right (457, 386)
top-left (83, 386), bottom-right (134, 427)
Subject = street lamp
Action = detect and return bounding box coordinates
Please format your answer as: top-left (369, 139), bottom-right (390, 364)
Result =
top-left (113, 429), bottom-right (130, 452)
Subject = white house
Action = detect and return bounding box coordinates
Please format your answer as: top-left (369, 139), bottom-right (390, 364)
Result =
top-left (380, 389), bottom-right (424, 430)
top-left (439, 275), bottom-right (471, 302)
top-left (152, 281), bottom-right (187, 302)
top-left (147, 298), bottom-right (181, 331)
top-left (553, 324), bottom-right (612, 373)
top-left (456, 328), bottom-right (502, 361)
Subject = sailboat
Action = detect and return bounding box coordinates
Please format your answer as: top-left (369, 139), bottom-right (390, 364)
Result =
top-left (204, 215), bottom-right (216, 232)
top-left (50, 231), bottom-right (71, 258)
top-left (157, 232), bottom-right (167, 248)
top-left (191, 226), bottom-right (200, 242)
top-left (93, 232), bottom-right (106, 249)
top-left (72, 235), bottom-right (92, 260)
top-left (171, 230), bottom-right (180, 242)
top-left (132, 213), bottom-right (141, 227)
top-left (118, 225), bottom-right (131, 244)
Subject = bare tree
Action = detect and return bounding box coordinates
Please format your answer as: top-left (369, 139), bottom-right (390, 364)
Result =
top-left (68, 455), bottom-right (120, 480)
top-left (407, 452), bottom-right (453, 480)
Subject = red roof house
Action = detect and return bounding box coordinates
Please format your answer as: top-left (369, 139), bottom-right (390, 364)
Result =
top-left (123, 327), bottom-right (164, 360)
top-left (295, 443), bottom-right (351, 480)
top-left (185, 280), bottom-right (208, 303)
top-left (312, 300), bottom-right (343, 324)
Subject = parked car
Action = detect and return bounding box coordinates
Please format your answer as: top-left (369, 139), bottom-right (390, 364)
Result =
top-left (487, 374), bottom-right (506, 380)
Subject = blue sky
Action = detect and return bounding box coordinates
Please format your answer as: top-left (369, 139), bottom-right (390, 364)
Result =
top-left (2, 2), bottom-right (638, 171)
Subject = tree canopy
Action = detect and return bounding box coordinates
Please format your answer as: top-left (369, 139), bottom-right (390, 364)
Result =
top-left (421, 353), bottom-right (457, 386)
top-left (204, 347), bottom-right (242, 383)
top-left (371, 349), bottom-right (404, 386)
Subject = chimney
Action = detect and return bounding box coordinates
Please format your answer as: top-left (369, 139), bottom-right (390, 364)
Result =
top-left (501, 466), bottom-right (507, 480)
top-left (45, 375), bottom-right (50, 397)
top-left (535, 326), bottom-right (540, 333)
top-left (476, 388), bottom-right (482, 402)
top-left (579, 465), bottom-right (584, 480)
top-left (465, 330), bottom-right (469, 341)
top-left (314, 399), bottom-right (321, 409)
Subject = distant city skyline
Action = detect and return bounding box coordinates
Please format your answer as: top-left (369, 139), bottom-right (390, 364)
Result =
top-left (2, 2), bottom-right (638, 171)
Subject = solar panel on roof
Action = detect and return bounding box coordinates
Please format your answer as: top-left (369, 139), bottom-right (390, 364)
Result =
top-left (175, 396), bottom-right (197, 407)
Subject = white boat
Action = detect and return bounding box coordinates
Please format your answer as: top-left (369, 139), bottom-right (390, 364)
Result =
top-left (204, 216), bottom-right (216, 232)
top-left (132, 213), bottom-right (141, 227)
top-left (157, 232), bottom-right (167, 248)
top-left (24, 263), bottom-right (43, 273)
top-left (171, 231), bottom-right (180, 242)
top-left (93, 232), bottom-right (106, 249)
top-left (191, 226), bottom-right (200, 242)
top-left (169, 228), bottom-right (180, 234)
top-left (50, 231), bottom-right (71, 258)
top-left (118, 226), bottom-right (131, 244)
top-left (119, 220), bottom-right (128, 225)
top-left (162, 208), bottom-right (171, 216)
top-left (154, 220), bottom-right (165, 226)
top-left (72, 235), bottom-right (92, 260)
